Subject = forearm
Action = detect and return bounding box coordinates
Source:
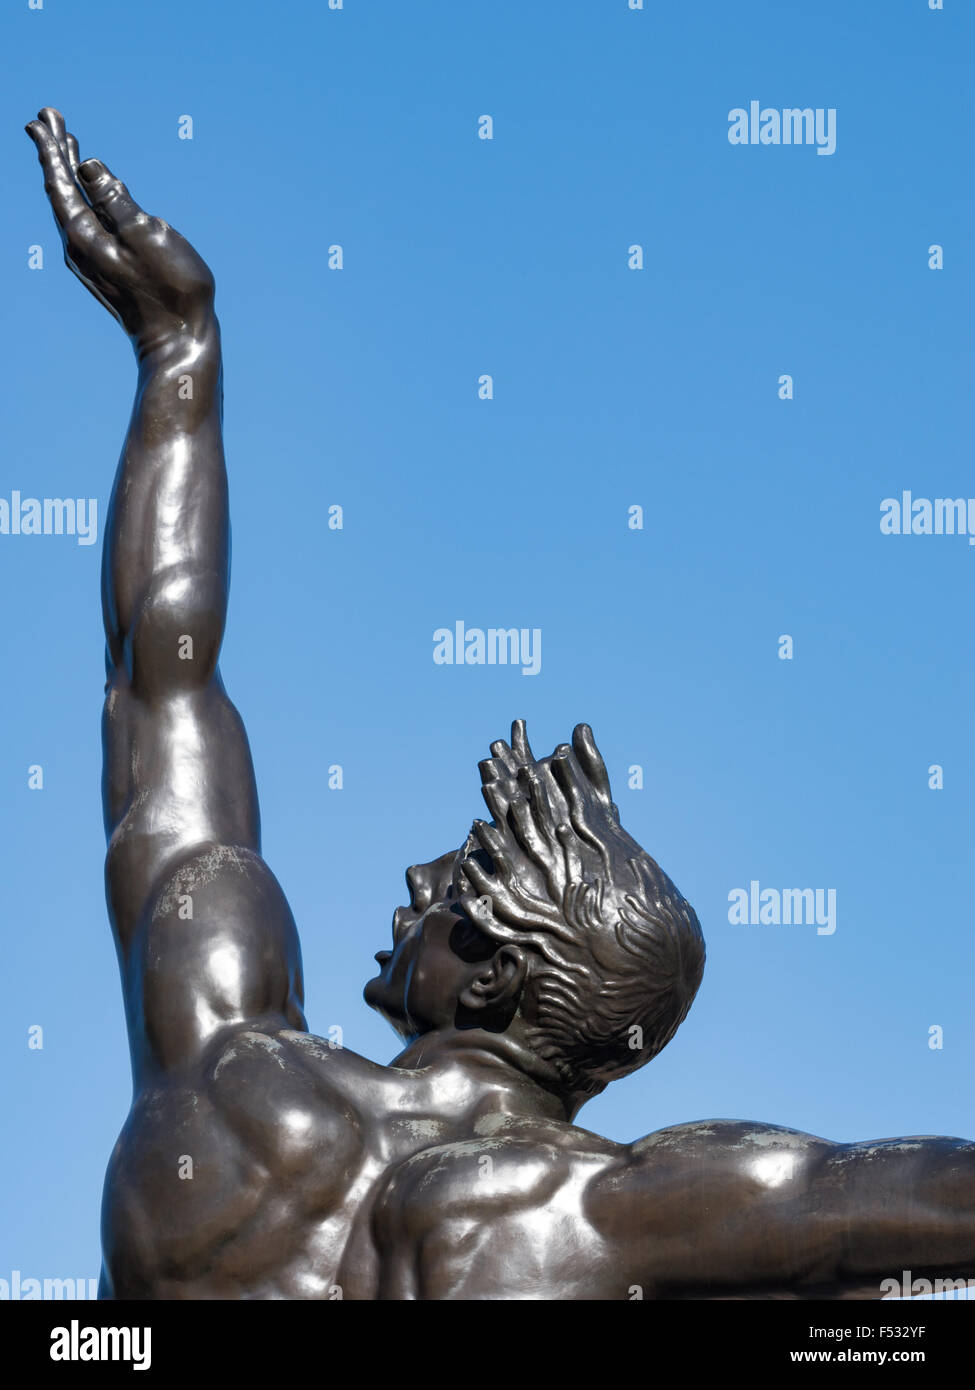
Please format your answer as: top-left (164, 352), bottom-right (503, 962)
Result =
top-left (832, 1136), bottom-right (975, 1288)
top-left (608, 1122), bottom-right (975, 1298)
top-left (102, 319), bottom-right (228, 687)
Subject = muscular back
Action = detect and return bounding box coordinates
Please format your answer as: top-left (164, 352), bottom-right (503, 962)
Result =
top-left (108, 999), bottom-right (975, 1303)
top-left (101, 997), bottom-right (615, 1299)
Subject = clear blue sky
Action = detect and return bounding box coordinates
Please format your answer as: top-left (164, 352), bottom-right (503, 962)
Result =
top-left (2, 0), bottom-right (971, 1289)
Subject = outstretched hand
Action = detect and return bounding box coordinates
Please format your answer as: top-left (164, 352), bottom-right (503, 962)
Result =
top-left (25, 107), bottom-right (215, 356)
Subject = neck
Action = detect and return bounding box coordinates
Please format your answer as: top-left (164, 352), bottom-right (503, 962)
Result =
top-left (388, 1027), bottom-right (591, 1123)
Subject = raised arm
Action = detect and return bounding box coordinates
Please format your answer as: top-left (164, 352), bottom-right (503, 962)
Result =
top-left (26, 109), bottom-right (305, 1081)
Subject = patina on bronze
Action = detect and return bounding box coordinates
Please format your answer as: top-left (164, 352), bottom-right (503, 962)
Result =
top-left (26, 108), bottom-right (975, 1300)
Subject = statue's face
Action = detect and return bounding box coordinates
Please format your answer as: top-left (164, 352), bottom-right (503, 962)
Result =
top-left (364, 851), bottom-right (493, 1043)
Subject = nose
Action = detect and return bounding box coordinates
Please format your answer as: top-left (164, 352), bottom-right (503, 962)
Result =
top-left (374, 950), bottom-right (392, 966)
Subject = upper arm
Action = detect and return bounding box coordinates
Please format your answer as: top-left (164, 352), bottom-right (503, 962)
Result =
top-left (594, 1120), bottom-right (841, 1297)
top-left (102, 649), bottom-right (301, 1083)
top-left (103, 666), bottom-right (261, 953)
top-left (127, 841), bottom-right (306, 1081)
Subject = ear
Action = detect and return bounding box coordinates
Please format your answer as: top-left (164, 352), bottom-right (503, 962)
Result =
top-left (458, 945), bottom-right (527, 1017)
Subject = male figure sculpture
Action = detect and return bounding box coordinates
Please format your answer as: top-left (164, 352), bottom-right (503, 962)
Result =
top-left (26, 109), bottom-right (974, 1300)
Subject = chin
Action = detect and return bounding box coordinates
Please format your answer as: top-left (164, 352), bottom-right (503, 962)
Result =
top-left (363, 977), bottom-right (408, 1031)
top-left (362, 974), bottom-right (385, 1008)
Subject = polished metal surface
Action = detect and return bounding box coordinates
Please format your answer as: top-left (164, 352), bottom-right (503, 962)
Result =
top-left (26, 108), bottom-right (975, 1300)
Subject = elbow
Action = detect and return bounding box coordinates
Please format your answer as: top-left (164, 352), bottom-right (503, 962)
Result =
top-left (127, 565), bottom-right (226, 695)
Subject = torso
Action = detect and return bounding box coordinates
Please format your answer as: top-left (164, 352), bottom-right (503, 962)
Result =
top-left (100, 1027), bottom-right (627, 1301)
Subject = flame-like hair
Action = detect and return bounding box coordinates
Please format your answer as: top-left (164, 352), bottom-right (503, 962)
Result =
top-left (453, 720), bottom-right (705, 1096)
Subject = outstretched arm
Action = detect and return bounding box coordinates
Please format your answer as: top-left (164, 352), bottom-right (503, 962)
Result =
top-left (26, 109), bottom-right (305, 1081)
top-left (592, 1119), bottom-right (975, 1299)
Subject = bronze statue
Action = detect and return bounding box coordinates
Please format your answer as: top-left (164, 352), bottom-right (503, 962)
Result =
top-left (26, 108), bottom-right (974, 1300)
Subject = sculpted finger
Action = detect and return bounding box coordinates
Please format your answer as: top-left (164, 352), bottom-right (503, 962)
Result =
top-left (42, 110), bottom-right (84, 188)
top-left (78, 158), bottom-right (146, 232)
top-left (65, 132), bottom-right (81, 177)
top-left (25, 118), bottom-right (92, 229)
top-left (38, 106), bottom-right (69, 150)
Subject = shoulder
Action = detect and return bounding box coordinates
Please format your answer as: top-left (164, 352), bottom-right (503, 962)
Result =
top-left (373, 1117), bottom-right (625, 1299)
top-left (102, 1028), bottom-right (377, 1296)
